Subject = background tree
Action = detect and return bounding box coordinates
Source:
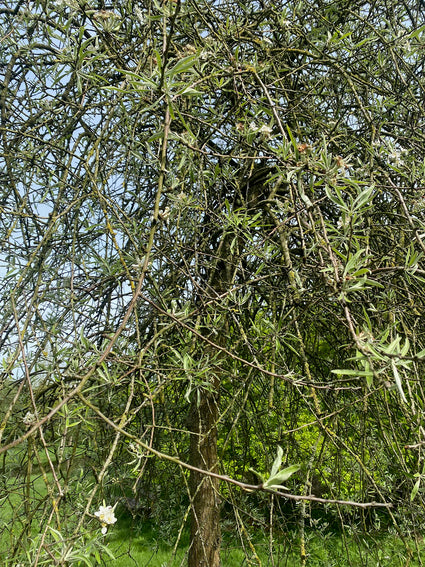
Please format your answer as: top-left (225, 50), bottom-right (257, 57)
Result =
top-left (2, 0), bottom-right (425, 565)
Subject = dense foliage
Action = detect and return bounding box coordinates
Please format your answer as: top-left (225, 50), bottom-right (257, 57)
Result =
top-left (2, 0), bottom-right (425, 564)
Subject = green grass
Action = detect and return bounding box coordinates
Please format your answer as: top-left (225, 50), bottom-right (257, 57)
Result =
top-left (2, 508), bottom-right (425, 567)
top-left (1, 466), bottom-right (425, 566)
top-left (103, 515), bottom-right (425, 567)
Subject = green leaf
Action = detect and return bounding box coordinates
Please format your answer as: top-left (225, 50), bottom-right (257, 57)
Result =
top-left (47, 526), bottom-right (63, 542)
top-left (353, 36), bottom-right (377, 49)
top-left (331, 369), bottom-right (374, 376)
top-left (391, 360), bottom-right (407, 403)
top-left (351, 268), bottom-right (370, 277)
top-left (270, 445), bottom-right (283, 478)
top-left (325, 185), bottom-right (348, 210)
top-left (352, 185), bottom-right (374, 210)
top-left (343, 249), bottom-right (366, 276)
top-left (264, 464), bottom-right (301, 489)
top-left (166, 55), bottom-right (197, 78)
top-left (363, 279), bottom-right (385, 289)
top-left (416, 347), bottom-right (425, 359)
top-left (408, 24), bottom-right (425, 40)
top-left (366, 371), bottom-right (373, 388)
top-left (411, 477), bottom-right (421, 501)
top-left (76, 554), bottom-right (94, 567)
top-left (401, 338), bottom-right (410, 357)
top-left (286, 124), bottom-right (299, 155)
top-left (177, 86), bottom-right (202, 96)
top-left (385, 336), bottom-right (401, 355)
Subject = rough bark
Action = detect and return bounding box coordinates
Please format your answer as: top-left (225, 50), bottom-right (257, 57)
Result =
top-left (188, 384), bottom-right (221, 567)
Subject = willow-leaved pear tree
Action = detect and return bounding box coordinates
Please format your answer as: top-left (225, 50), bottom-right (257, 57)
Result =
top-left (2, 0), bottom-right (425, 565)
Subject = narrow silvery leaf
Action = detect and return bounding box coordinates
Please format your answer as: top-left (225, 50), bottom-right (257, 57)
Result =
top-left (411, 478), bottom-right (421, 502)
top-left (270, 446), bottom-right (283, 479)
top-left (391, 361), bottom-right (407, 403)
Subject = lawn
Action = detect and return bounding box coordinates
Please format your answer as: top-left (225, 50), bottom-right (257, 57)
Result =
top-left (104, 515), bottom-right (424, 567)
top-left (1, 465), bottom-right (424, 566)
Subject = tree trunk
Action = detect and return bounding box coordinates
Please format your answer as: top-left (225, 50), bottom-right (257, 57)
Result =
top-left (188, 383), bottom-right (221, 567)
top-left (187, 169), bottom-right (267, 566)
top-left (187, 231), bottom-right (231, 567)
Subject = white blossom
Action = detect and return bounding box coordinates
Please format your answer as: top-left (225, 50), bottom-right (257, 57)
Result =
top-left (134, 6), bottom-right (145, 25)
top-left (23, 412), bottom-right (36, 427)
top-left (259, 124), bottom-right (273, 138)
top-left (396, 30), bottom-right (411, 53)
top-left (95, 503), bottom-right (117, 534)
top-left (158, 207), bottom-right (171, 223)
top-left (93, 10), bottom-right (121, 21)
top-left (249, 123), bottom-right (273, 139)
top-left (131, 256), bottom-right (147, 270)
top-left (337, 215), bottom-right (350, 229)
top-left (54, 0), bottom-right (79, 10)
top-left (388, 149), bottom-right (404, 166)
